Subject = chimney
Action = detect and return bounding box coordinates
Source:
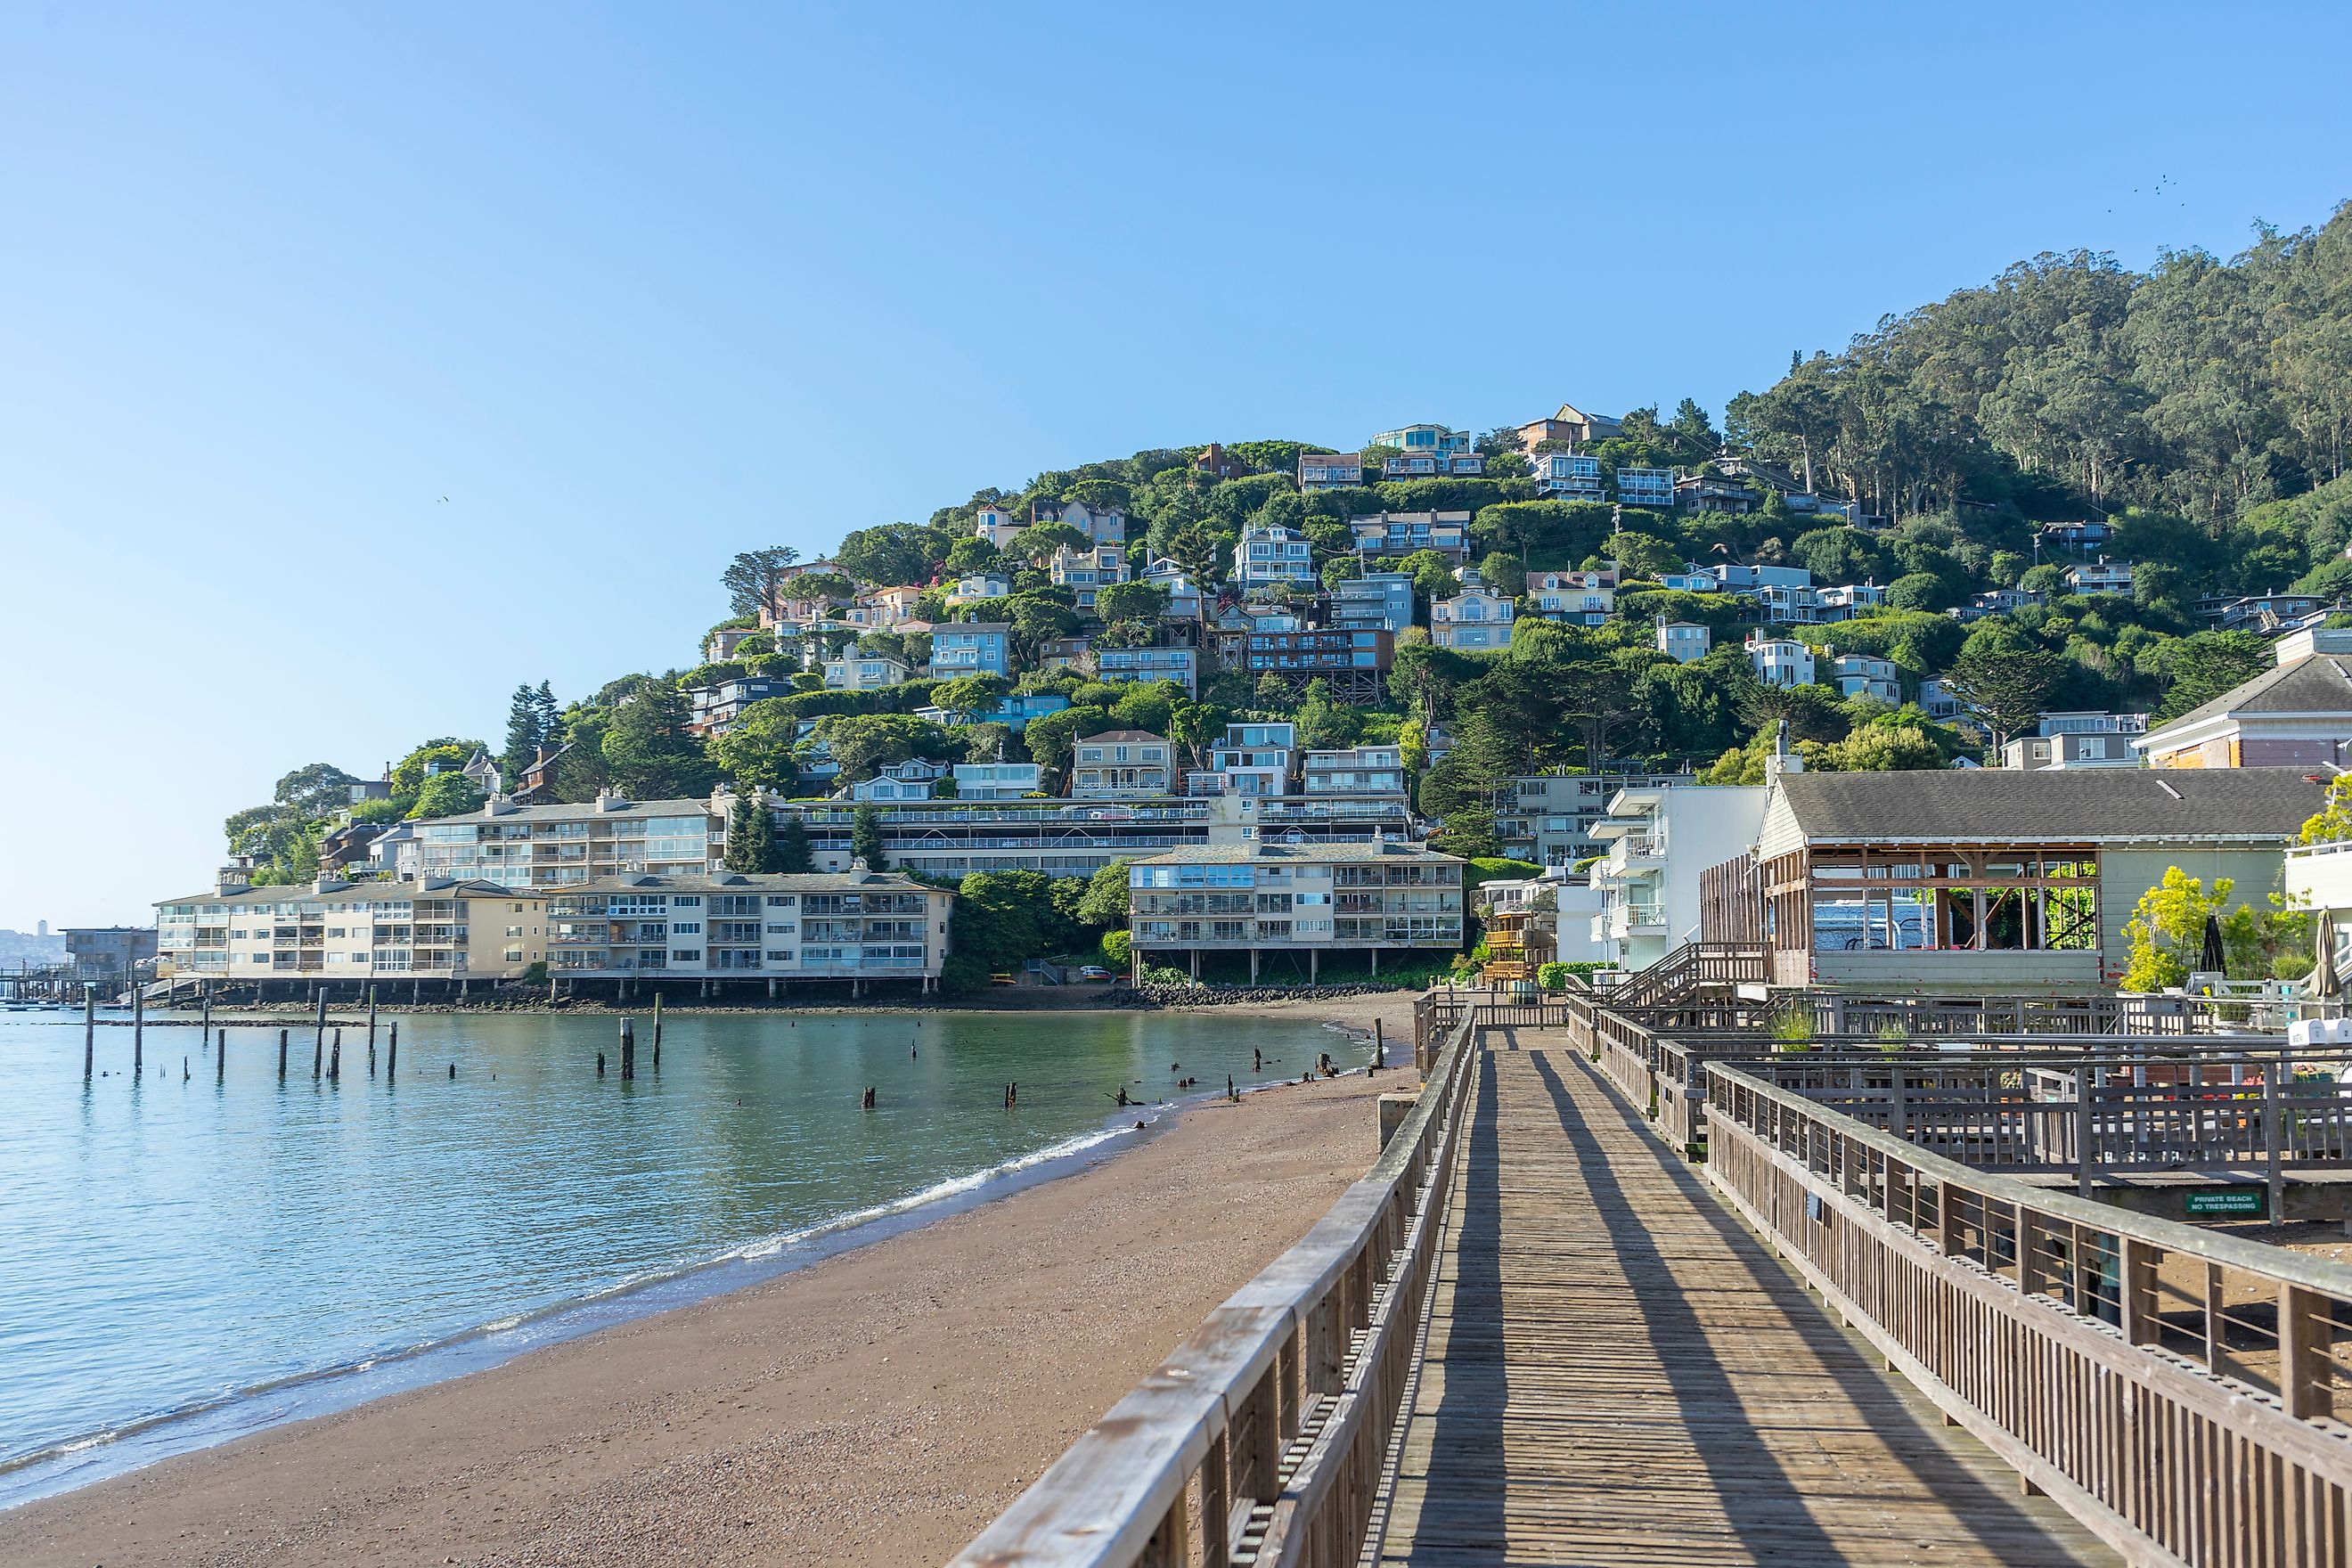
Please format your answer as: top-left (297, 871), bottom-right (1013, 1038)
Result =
top-left (216, 867), bottom-right (252, 896)
top-left (1766, 718), bottom-right (1805, 784)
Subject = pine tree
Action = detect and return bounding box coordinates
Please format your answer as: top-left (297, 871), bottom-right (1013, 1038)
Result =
top-left (724, 788), bottom-right (778, 873)
top-left (851, 804), bottom-right (886, 869)
top-left (499, 684), bottom-right (542, 785)
top-left (777, 812), bottom-right (814, 874)
top-left (532, 682), bottom-right (560, 743)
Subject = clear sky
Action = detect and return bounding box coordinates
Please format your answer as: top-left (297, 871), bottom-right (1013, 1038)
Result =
top-left (3, 2), bottom-right (2347, 929)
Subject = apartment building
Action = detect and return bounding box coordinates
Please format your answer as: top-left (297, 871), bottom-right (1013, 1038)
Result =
top-left (1302, 746), bottom-right (1405, 797)
top-left (1235, 522), bottom-right (1318, 587)
top-left (1330, 571), bottom-right (1416, 633)
top-left (1588, 783), bottom-right (1771, 968)
top-left (546, 870), bottom-right (952, 993)
top-left (1382, 451), bottom-right (1486, 478)
top-left (1615, 465), bottom-right (1675, 509)
top-left (929, 623), bottom-right (1013, 678)
top-left (1348, 511), bottom-right (1469, 562)
top-left (1432, 584), bottom-right (1515, 649)
top-left (822, 651), bottom-right (912, 691)
top-left (1525, 571), bottom-right (1614, 625)
top-left (1240, 627), bottom-right (1394, 700)
top-left (396, 794), bottom-right (718, 888)
top-left (1656, 620), bottom-right (1711, 662)
top-left (1071, 731), bottom-right (1174, 799)
top-left (1490, 772), bottom-right (1690, 869)
top-left (157, 876), bottom-right (539, 989)
top-left (1097, 643), bottom-right (1200, 695)
top-left (1127, 841), bottom-right (1465, 982)
top-left (1297, 450), bottom-right (1364, 490)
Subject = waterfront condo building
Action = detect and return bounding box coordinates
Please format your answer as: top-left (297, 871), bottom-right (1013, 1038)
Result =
top-left (546, 870), bottom-right (954, 993)
top-left (156, 876), bottom-right (540, 991)
top-left (399, 793), bottom-right (719, 888)
top-left (1127, 841), bottom-right (1464, 981)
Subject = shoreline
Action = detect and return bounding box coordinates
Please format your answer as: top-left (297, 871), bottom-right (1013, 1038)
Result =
top-left (0, 992), bottom-right (1414, 1566)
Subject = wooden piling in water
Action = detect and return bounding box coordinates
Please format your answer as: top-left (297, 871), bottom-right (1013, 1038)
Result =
top-left (278, 1028), bottom-right (289, 1079)
top-left (83, 989), bottom-right (94, 1082)
top-left (133, 986), bottom-right (144, 1075)
top-left (620, 1017), bottom-right (636, 1081)
top-left (330, 1026), bottom-right (342, 1082)
top-left (597, 1051), bottom-right (606, 1076)
top-left (367, 986), bottom-right (378, 1054)
top-left (652, 992), bottom-right (663, 1069)
top-left (387, 1021), bottom-right (398, 1082)
top-left (1373, 1017), bottom-right (1384, 1068)
top-left (313, 1026), bottom-right (323, 1079)
top-left (200, 983), bottom-right (211, 1048)
top-left (313, 992), bottom-right (326, 1076)
top-left (217, 1025), bottom-right (225, 1083)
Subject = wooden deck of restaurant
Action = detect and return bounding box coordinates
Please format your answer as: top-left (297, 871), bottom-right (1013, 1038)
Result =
top-left (1377, 1033), bottom-right (2112, 1565)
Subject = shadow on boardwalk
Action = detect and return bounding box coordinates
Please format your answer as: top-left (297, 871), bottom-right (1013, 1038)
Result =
top-left (1379, 1038), bottom-right (2111, 1565)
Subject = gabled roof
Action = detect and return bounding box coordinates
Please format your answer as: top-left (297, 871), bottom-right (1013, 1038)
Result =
top-left (1774, 767), bottom-right (2324, 845)
top-left (2143, 654), bottom-right (2352, 739)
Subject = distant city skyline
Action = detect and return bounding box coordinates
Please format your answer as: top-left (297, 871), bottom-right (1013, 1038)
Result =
top-left (4, 3), bottom-right (2349, 926)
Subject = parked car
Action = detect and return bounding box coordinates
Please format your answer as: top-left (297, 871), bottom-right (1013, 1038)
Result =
top-left (1077, 966), bottom-right (1113, 983)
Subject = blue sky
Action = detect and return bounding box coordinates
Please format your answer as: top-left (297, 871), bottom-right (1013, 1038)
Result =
top-left (4, 2), bottom-right (2347, 927)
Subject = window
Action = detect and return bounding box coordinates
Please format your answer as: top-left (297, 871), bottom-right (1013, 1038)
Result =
top-left (504, 948), bottom-right (524, 962)
top-left (506, 926), bottom-right (524, 938)
top-left (670, 921), bottom-right (701, 935)
top-left (671, 949), bottom-right (703, 963)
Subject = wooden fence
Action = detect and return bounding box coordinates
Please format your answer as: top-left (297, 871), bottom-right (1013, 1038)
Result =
top-left (1705, 1062), bottom-right (2352, 1565)
top-left (950, 1014), bottom-right (1481, 1568)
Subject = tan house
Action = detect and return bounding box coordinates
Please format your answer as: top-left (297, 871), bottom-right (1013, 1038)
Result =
top-left (156, 877), bottom-right (544, 992)
top-left (2135, 627), bottom-right (2352, 770)
top-left (1071, 730), bottom-right (1174, 799)
top-left (1516, 401), bottom-right (1623, 451)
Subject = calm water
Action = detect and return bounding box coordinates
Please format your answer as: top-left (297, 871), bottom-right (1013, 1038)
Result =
top-left (0, 1005), bottom-right (1359, 1507)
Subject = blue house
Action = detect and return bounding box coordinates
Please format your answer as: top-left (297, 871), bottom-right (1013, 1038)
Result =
top-left (930, 622), bottom-right (1013, 679)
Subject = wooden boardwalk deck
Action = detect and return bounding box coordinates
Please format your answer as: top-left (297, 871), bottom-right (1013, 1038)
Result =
top-left (1377, 1038), bottom-right (2117, 1565)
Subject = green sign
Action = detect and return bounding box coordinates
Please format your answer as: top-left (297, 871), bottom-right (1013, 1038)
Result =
top-left (2185, 1189), bottom-right (2266, 1217)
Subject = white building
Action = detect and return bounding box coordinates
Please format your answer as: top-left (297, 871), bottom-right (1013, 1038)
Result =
top-left (823, 651), bottom-right (913, 691)
top-left (1234, 522), bottom-right (1318, 587)
top-left (953, 762), bottom-right (1041, 801)
top-left (1297, 451), bottom-right (1363, 491)
top-left (974, 502), bottom-right (1025, 550)
top-left (1050, 543), bottom-right (1129, 612)
top-left (1142, 557), bottom-right (1205, 621)
top-left (1588, 783), bottom-right (1772, 968)
top-left (1827, 651), bottom-right (1901, 704)
top-left (1188, 722), bottom-right (1296, 798)
top-left (2062, 558), bottom-right (2136, 596)
top-left (1529, 451), bottom-right (1605, 499)
top-left (1745, 636), bottom-right (1816, 688)
top-left (1615, 466), bottom-right (1675, 509)
top-left (848, 758), bottom-right (950, 802)
top-left (1301, 745), bottom-right (1406, 797)
top-left (1433, 584), bottom-right (1516, 649)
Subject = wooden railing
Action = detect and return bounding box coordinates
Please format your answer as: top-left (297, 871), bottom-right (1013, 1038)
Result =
top-left (1704, 1062), bottom-right (2352, 1565)
top-left (950, 1013), bottom-right (1481, 1567)
top-left (1605, 941), bottom-right (1768, 1011)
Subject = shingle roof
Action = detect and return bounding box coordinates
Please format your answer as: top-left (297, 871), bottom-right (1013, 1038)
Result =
top-left (2143, 655), bottom-right (2352, 738)
top-left (1776, 766), bottom-right (2326, 844)
top-left (1077, 730), bottom-right (1169, 744)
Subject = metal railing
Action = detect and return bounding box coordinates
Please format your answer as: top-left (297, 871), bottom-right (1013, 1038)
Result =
top-left (950, 1017), bottom-right (1480, 1568)
top-left (1704, 1061), bottom-right (2352, 1565)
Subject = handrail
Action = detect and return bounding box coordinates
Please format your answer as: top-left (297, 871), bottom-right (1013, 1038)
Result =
top-left (1704, 1059), bottom-right (2352, 1563)
top-left (950, 1014), bottom-right (1480, 1567)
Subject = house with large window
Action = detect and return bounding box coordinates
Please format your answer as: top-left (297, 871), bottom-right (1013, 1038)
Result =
top-left (1529, 451), bottom-right (1604, 499)
top-left (1697, 767), bottom-right (2326, 992)
top-left (1525, 571), bottom-right (1614, 625)
top-left (1432, 584), bottom-right (1515, 649)
top-left (929, 623), bottom-right (1013, 679)
top-left (1744, 636), bottom-right (1816, 688)
top-left (1097, 642), bottom-right (1200, 695)
top-left (1234, 522), bottom-right (1318, 587)
top-left (1515, 402), bottom-right (1622, 450)
top-left (1127, 842), bottom-right (1464, 983)
top-left (1615, 465), bottom-right (1675, 509)
top-left (1071, 731), bottom-right (1174, 799)
top-left (1241, 628), bottom-right (1393, 700)
top-left (822, 651), bottom-right (912, 692)
top-left (1330, 571), bottom-right (1416, 633)
top-left (1296, 451), bottom-right (1364, 491)
top-left (1347, 510), bottom-right (1469, 562)
top-left (1049, 543), bottom-right (1130, 611)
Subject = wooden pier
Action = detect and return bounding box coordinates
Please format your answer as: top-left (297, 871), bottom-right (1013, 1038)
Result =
top-left (1378, 1036), bottom-right (2107, 1564)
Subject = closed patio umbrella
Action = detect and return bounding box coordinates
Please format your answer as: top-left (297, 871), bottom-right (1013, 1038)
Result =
top-left (2199, 913), bottom-right (2226, 976)
top-left (2316, 911), bottom-right (2340, 1000)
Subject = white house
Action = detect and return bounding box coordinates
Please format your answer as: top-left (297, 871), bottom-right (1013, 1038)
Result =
top-left (1234, 522), bottom-right (1318, 587)
top-left (1615, 466), bottom-right (1675, 509)
top-left (1827, 652), bottom-right (1901, 704)
top-left (1745, 636), bottom-right (1816, 688)
top-left (1433, 584), bottom-right (1516, 649)
top-left (1050, 543), bottom-right (1129, 612)
top-left (946, 572), bottom-right (1014, 609)
top-left (952, 762), bottom-right (1041, 801)
top-left (1588, 783), bottom-right (1772, 969)
top-left (1529, 451), bottom-right (1605, 498)
top-left (847, 758), bottom-right (950, 803)
top-left (2062, 558), bottom-right (2136, 596)
top-left (974, 502), bottom-right (1025, 550)
top-left (1142, 557), bottom-right (1205, 621)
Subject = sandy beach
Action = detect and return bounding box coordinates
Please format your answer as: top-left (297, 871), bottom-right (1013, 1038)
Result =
top-left (0, 994), bottom-right (1416, 1568)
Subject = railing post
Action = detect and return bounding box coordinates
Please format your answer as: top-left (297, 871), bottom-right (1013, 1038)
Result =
top-left (2265, 1060), bottom-right (2285, 1228)
top-left (2282, 1284), bottom-right (2335, 1421)
top-left (1138, 1492), bottom-right (1190, 1567)
top-left (2119, 1236), bottom-right (2161, 1345)
top-left (1201, 1431), bottom-right (1230, 1568)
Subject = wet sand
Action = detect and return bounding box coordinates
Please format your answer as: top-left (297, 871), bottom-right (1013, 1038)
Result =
top-left (0, 994), bottom-right (1417, 1567)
